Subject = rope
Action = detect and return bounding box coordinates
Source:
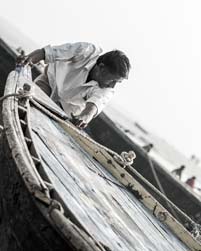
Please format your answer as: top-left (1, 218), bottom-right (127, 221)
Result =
top-left (145, 152), bottom-right (201, 238)
top-left (0, 92), bottom-right (31, 102)
top-left (124, 162), bottom-right (201, 237)
top-left (145, 152), bottom-right (181, 222)
top-left (139, 144), bottom-right (201, 236)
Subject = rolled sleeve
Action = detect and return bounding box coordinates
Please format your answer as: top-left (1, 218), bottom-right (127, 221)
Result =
top-left (44, 42), bottom-right (102, 64)
top-left (44, 45), bottom-right (54, 63)
top-left (87, 87), bottom-right (115, 116)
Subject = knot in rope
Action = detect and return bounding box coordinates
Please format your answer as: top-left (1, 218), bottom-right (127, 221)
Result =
top-left (18, 83), bottom-right (33, 98)
top-left (113, 150), bottom-right (136, 168)
top-left (0, 83), bottom-right (33, 103)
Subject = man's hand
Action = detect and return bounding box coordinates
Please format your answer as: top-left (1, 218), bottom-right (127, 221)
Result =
top-left (16, 50), bottom-right (30, 66)
top-left (70, 102), bottom-right (98, 129)
top-left (71, 113), bottom-right (93, 128)
top-left (27, 49), bottom-right (45, 64)
top-left (16, 49), bottom-right (45, 67)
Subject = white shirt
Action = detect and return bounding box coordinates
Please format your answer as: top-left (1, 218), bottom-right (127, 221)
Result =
top-left (44, 42), bottom-right (115, 118)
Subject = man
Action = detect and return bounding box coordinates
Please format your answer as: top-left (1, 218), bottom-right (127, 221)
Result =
top-left (24, 42), bottom-right (130, 128)
top-left (185, 176), bottom-right (196, 188)
top-left (171, 165), bottom-right (185, 180)
top-left (142, 143), bottom-right (153, 153)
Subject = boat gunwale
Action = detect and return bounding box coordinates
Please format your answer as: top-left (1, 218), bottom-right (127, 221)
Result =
top-left (1, 70), bottom-right (104, 251)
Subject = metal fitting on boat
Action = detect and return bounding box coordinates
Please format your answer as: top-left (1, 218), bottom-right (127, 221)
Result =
top-left (113, 150), bottom-right (136, 168)
top-left (157, 211), bottom-right (167, 222)
top-left (23, 83), bottom-right (32, 92)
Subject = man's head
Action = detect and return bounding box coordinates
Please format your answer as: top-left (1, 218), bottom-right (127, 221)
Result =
top-left (89, 50), bottom-right (131, 88)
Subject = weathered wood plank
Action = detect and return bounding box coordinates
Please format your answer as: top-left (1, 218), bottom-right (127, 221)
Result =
top-left (30, 107), bottom-right (188, 251)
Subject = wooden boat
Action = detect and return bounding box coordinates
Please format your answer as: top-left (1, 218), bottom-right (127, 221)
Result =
top-left (0, 22), bottom-right (201, 226)
top-left (0, 31), bottom-right (200, 250)
top-left (0, 65), bottom-right (200, 251)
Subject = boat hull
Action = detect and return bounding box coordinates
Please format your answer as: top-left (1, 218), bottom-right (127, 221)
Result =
top-left (0, 135), bottom-right (70, 251)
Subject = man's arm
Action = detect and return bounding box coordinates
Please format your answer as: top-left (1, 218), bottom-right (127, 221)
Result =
top-left (16, 48), bottom-right (45, 65)
top-left (71, 102), bottom-right (98, 128)
top-left (27, 49), bottom-right (45, 64)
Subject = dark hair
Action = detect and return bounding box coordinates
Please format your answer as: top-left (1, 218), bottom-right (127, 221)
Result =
top-left (97, 50), bottom-right (131, 79)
